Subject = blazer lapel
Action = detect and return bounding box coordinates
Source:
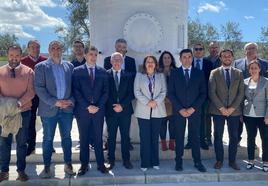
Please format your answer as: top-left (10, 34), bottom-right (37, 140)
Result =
top-left (178, 67), bottom-right (187, 87)
top-left (118, 70), bottom-right (126, 92)
top-left (62, 62), bottom-right (70, 98)
top-left (255, 77), bottom-right (265, 97)
top-left (47, 61), bottom-right (57, 91)
top-left (219, 67), bottom-right (229, 90)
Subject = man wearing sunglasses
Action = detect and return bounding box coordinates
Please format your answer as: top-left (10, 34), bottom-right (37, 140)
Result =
top-left (184, 43), bottom-right (213, 151)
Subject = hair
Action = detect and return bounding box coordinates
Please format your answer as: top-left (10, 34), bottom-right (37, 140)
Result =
top-left (27, 39), bottom-right (40, 48)
top-left (244, 42), bottom-right (258, 50)
top-left (209, 41), bottom-right (219, 47)
top-left (219, 49), bottom-right (234, 57)
top-left (193, 43), bottom-right (204, 49)
top-left (73, 40), bottom-right (85, 48)
top-left (141, 55), bottom-right (158, 74)
top-left (247, 59), bottom-right (261, 70)
top-left (7, 44), bottom-right (22, 54)
top-left (48, 40), bottom-right (63, 49)
top-left (84, 45), bottom-right (98, 54)
top-left (111, 52), bottom-right (123, 61)
top-left (158, 51), bottom-right (176, 71)
top-left (115, 38), bottom-right (127, 45)
top-left (179, 48), bottom-right (193, 58)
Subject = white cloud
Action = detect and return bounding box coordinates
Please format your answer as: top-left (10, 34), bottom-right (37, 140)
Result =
top-left (244, 16), bottom-right (255, 20)
top-left (197, 1), bottom-right (226, 14)
top-left (264, 8), bottom-right (268, 11)
top-left (0, 0), bottom-right (66, 38)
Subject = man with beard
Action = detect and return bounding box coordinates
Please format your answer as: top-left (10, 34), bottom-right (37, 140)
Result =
top-left (0, 44), bottom-right (35, 182)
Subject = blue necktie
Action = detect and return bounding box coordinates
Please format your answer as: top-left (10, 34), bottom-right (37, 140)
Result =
top-left (114, 71), bottom-right (119, 91)
top-left (225, 69), bottom-right (231, 88)
top-left (196, 59), bottom-right (201, 70)
top-left (184, 69), bottom-right (190, 84)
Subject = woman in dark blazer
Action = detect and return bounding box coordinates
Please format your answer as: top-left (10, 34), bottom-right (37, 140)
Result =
top-left (158, 51), bottom-right (176, 151)
top-left (134, 55), bottom-right (167, 171)
top-left (243, 60), bottom-right (268, 172)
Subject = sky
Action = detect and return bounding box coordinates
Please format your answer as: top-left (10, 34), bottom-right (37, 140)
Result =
top-left (0, 0), bottom-right (268, 53)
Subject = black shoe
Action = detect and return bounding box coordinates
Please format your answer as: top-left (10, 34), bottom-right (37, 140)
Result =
top-left (77, 165), bottom-right (89, 176)
top-left (200, 141), bottom-right (209, 150)
top-left (207, 139), bottom-right (213, 146)
top-left (26, 148), bottom-right (35, 156)
top-left (194, 163), bottom-right (207, 172)
top-left (123, 161), bottom-right (133, 169)
top-left (97, 165), bottom-right (109, 174)
top-left (17, 171), bottom-right (29, 182)
top-left (175, 163), bottom-right (183, 171)
top-left (184, 142), bottom-right (191, 149)
top-left (108, 161), bottom-right (115, 170)
top-left (129, 143), bottom-right (134, 151)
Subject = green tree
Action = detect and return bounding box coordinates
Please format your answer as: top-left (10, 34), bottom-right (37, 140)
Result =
top-left (259, 26), bottom-right (268, 59)
top-left (0, 34), bottom-right (18, 56)
top-left (220, 21), bottom-right (243, 57)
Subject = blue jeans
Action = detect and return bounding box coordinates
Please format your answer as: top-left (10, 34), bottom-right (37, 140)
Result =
top-left (0, 111), bottom-right (31, 172)
top-left (41, 110), bottom-right (73, 166)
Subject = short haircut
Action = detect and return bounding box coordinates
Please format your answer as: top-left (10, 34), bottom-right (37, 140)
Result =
top-left (141, 55), bottom-right (159, 74)
top-left (193, 43), bottom-right (204, 49)
top-left (247, 59), bottom-right (261, 70)
top-left (84, 45), bottom-right (98, 54)
top-left (209, 41), bottom-right (219, 47)
top-left (111, 52), bottom-right (123, 61)
top-left (219, 49), bottom-right (234, 57)
top-left (179, 48), bottom-right (193, 58)
top-left (49, 40), bottom-right (63, 49)
top-left (73, 40), bottom-right (84, 48)
top-left (244, 42), bottom-right (258, 50)
top-left (27, 39), bottom-right (40, 48)
top-left (115, 38), bottom-right (127, 45)
top-left (7, 44), bottom-right (22, 54)
top-left (158, 51), bottom-right (176, 70)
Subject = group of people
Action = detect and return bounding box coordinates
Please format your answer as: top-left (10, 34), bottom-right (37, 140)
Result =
top-left (0, 38), bottom-right (268, 183)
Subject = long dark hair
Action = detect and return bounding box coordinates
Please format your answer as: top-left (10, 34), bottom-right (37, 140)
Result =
top-left (158, 51), bottom-right (176, 72)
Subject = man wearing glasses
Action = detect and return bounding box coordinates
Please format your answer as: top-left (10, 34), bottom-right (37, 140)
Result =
top-left (184, 43), bottom-right (213, 151)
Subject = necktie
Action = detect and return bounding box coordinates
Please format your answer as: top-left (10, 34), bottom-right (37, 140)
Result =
top-left (225, 69), bottom-right (231, 88)
top-left (184, 69), bottom-right (190, 84)
top-left (10, 68), bottom-right (16, 78)
top-left (114, 71), bottom-right (119, 91)
top-left (196, 59), bottom-right (201, 70)
top-left (89, 67), bottom-right (94, 81)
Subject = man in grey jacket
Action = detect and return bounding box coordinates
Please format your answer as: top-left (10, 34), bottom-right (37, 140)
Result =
top-left (34, 41), bottom-right (75, 178)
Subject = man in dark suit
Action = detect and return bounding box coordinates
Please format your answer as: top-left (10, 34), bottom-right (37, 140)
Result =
top-left (104, 38), bottom-right (137, 150)
top-left (234, 42), bottom-right (268, 145)
top-left (73, 46), bottom-right (109, 175)
top-left (205, 41), bottom-right (221, 69)
top-left (106, 52), bottom-right (134, 169)
top-left (209, 49), bottom-right (244, 170)
top-left (168, 49), bottom-right (207, 172)
top-left (184, 43), bottom-right (213, 150)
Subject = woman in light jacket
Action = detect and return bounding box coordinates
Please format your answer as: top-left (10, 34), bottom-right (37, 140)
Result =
top-left (243, 60), bottom-right (268, 172)
top-left (134, 55), bottom-right (167, 171)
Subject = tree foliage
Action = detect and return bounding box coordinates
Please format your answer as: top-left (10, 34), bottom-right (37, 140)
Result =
top-left (0, 34), bottom-right (18, 56)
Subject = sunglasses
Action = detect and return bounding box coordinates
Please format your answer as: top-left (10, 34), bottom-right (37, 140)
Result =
top-left (194, 48), bottom-right (204, 51)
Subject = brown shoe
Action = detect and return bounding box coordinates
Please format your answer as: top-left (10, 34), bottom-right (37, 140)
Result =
top-left (17, 171), bottom-right (29, 182)
top-left (229, 162), bottom-right (240, 170)
top-left (64, 163), bottom-right (76, 175)
top-left (0, 172), bottom-right (9, 182)
top-left (214, 161), bottom-right (223, 169)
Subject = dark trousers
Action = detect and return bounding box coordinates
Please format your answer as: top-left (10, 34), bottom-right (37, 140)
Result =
top-left (0, 111), bottom-right (31, 172)
top-left (27, 95), bottom-right (39, 151)
top-left (106, 115), bottom-right (131, 162)
top-left (213, 115), bottom-right (240, 162)
top-left (238, 120), bottom-right (243, 142)
top-left (244, 116), bottom-right (268, 161)
top-left (138, 117), bottom-right (162, 168)
top-left (174, 112), bottom-right (201, 165)
top-left (76, 111), bottom-right (105, 167)
top-left (160, 115), bottom-right (175, 140)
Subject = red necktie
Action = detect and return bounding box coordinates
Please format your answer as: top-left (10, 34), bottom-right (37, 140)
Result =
top-left (89, 67), bottom-right (94, 81)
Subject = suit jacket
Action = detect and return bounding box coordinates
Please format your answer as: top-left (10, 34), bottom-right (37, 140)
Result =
top-left (72, 64), bottom-right (109, 116)
top-left (208, 66), bottom-right (244, 116)
top-left (204, 55), bottom-right (221, 69)
top-left (104, 55), bottom-right (137, 80)
top-left (34, 59), bottom-right (74, 117)
top-left (234, 57), bottom-right (268, 78)
top-left (243, 76), bottom-right (268, 118)
top-left (168, 67), bottom-right (207, 115)
top-left (105, 69), bottom-right (134, 117)
top-left (134, 72), bottom-right (167, 119)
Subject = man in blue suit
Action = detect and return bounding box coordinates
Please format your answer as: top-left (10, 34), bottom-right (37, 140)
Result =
top-left (73, 46), bottom-right (109, 176)
top-left (106, 52), bottom-right (134, 169)
top-left (34, 41), bottom-right (75, 178)
top-left (234, 42), bottom-right (268, 144)
top-left (168, 49), bottom-right (207, 172)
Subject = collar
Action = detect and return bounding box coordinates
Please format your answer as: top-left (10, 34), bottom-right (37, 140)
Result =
top-left (182, 66), bottom-right (192, 71)
top-left (194, 57), bottom-right (203, 62)
top-left (49, 57), bottom-right (62, 65)
top-left (86, 63), bottom-right (96, 69)
top-left (112, 68), bottom-right (121, 74)
top-left (222, 66), bottom-right (232, 71)
top-left (8, 63), bottom-right (21, 70)
top-left (28, 55), bottom-right (40, 62)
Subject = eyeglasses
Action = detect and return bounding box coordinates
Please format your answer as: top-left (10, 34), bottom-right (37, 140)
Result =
top-left (10, 68), bottom-right (15, 78)
top-left (194, 48), bottom-right (204, 51)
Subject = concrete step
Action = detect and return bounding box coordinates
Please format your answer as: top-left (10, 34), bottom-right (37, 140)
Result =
top-left (10, 143), bottom-right (256, 164)
top-left (1, 160), bottom-right (267, 186)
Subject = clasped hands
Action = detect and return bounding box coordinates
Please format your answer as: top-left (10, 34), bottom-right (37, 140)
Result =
top-left (219, 107), bottom-right (235, 117)
top-left (179, 107), bottom-right (195, 118)
top-left (55, 100), bottom-right (73, 109)
top-left (147, 100), bottom-right (157, 109)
